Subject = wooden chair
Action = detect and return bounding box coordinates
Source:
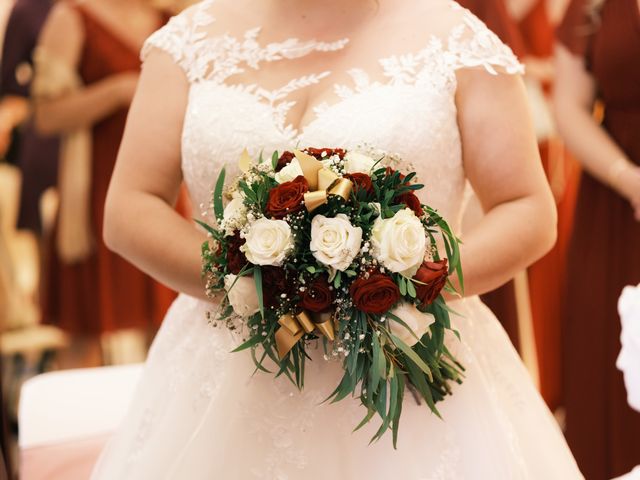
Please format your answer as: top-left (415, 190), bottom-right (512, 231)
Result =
top-left (0, 163), bottom-right (68, 426)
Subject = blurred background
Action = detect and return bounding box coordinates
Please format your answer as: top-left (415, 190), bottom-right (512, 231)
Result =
top-left (0, 0), bottom-right (638, 478)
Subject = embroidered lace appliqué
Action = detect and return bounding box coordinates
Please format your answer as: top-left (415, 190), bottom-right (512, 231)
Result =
top-left (142, 0), bottom-right (521, 140)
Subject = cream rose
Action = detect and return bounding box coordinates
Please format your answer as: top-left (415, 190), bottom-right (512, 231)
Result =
top-left (222, 197), bottom-right (247, 235)
top-left (388, 303), bottom-right (435, 346)
top-left (371, 208), bottom-right (426, 276)
top-left (344, 151), bottom-right (377, 174)
top-left (274, 158), bottom-right (304, 184)
top-left (241, 217), bottom-right (292, 266)
top-left (310, 214), bottom-right (362, 272)
top-left (224, 274), bottom-right (260, 317)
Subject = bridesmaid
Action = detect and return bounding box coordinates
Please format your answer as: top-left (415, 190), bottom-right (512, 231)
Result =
top-left (34, 0), bottom-right (179, 367)
top-left (516, 0), bottom-right (581, 411)
top-left (554, 0), bottom-right (640, 477)
top-left (0, 0), bottom-right (59, 234)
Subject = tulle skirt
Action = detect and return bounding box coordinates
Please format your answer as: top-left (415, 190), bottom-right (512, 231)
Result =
top-left (91, 294), bottom-right (583, 479)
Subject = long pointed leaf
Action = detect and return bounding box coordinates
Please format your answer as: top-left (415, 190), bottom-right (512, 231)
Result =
top-left (213, 168), bottom-right (226, 221)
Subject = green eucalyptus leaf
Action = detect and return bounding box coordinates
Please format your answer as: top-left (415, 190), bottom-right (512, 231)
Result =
top-left (213, 167), bottom-right (226, 222)
top-left (406, 279), bottom-right (417, 298)
top-left (390, 333), bottom-right (433, 382)
top-left (254, 267), bottom-right (264, 319)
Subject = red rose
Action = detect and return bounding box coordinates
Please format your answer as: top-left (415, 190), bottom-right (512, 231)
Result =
top-left (227, 231), bottom-right (248, 274)
top-left (299, 275), bottom-right (334, 313)
top-left (304, 147), bottom-right (346, 160)
top-left (276, 151), bottom-right (295, 172)
top-left (344, 173), bottom-right (374, 196)
top-left (350, 272), bottom-right (400, 314)
top-left (262, 266), bottom-right (289, 308)
top-left (396, 192), bottom-right (423, 217)
top-left (413, 259), bottom-right (448, 307)
top-left (266, 176), bottom-right (309, 219)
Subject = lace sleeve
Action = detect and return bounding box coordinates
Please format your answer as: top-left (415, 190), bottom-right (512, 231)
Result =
top-left (140, 2), bottom-right (215, 81)
top-left (447, 3), bottom-right (524, 76)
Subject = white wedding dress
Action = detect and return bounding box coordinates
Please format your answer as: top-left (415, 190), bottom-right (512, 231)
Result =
top-left (91, 1), bottom-right (584, 478)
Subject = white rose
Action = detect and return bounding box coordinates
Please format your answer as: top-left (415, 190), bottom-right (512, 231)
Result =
top-left (224, 274), bottom-right (260, 317)
top-left (388, 303), bottom-right (435, 346)
top-left (274, 158), bottom-right (304, 184)
top-left (222, 197), bottom-right (247, 235)
top-left (310, 214), bottom-right (362, 272)
top-left (371, 208), bottom-right (426, 276)
top-left (241, 217), bottom-right (293, 266)
top-left (618, 284), bottom-right (640, 411)
top-left (344, 151), bottom-right (376, 174)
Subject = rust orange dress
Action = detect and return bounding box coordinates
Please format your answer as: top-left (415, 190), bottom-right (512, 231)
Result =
top-left (43, 4), bottom-right (177, 335)
top-left (519, 0), bottom-right (582, 410)
top-left (558, 0), bottom-right (640, 477)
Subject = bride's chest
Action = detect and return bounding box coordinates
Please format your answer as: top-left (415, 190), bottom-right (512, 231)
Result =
top-left (183, 79), bottom-right (462, 170)
top-left (180, 80), bottom-right (467, 227)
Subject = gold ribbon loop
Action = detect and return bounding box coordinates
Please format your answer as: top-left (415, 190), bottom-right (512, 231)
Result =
top-left (276, 314), bottom-right (303, 359)
top-left (293, 150), bottom-right (354, 213)
top-left (294, 150), bottom-right (323, 190)
top-left (276, 311), bottom-right (337, 359)
top-left (279, 313), bottom-right (303, 336)
top-left (318, 169), bottom-right (339, 190)
top-left (312, 312), bottom-right (335, 341)
top-left (296, 311), bottom-right (316, 334)
top-left (303, 191), bottom-right (328, 212)
top-left (328, 178), bottom-right (352, 201)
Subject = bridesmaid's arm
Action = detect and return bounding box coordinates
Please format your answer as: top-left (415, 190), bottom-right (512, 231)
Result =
top-left (34, 3), bottom-right (137, 135)
top-left (553, 44), bottom-right (640, 219)
top-left (453, 68), bottom-right (557, 297)
top-left (103, 50), bottom-right (208, 299)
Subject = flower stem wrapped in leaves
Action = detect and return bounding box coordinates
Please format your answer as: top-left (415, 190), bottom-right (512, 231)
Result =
top-left (200, 147), bottom-right (464, 446)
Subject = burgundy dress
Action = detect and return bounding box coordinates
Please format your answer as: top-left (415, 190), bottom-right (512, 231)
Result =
top-left (43, 4), bottom-right (177, 335)
top-left (558, 0), bottom-right (640, 477)
top-left (0, 0), bottom-right (59, 233)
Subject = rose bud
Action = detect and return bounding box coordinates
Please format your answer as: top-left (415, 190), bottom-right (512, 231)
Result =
top-left (344, 172), bottom-right (374, 197)
top-left (276, 151), bottom-right (295, 172)
top-left (413, 259), bottom-right (449, 307)
top-left (262, 266), bottom-right (289, 308)
top-left (299, 275), bottom-right (334, 313)
top-left (395, 192), bottom-right (423, 217)
top-left (226, 231), bottom-right (248, 274)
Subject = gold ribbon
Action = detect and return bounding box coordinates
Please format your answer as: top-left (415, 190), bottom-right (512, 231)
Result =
top-left (275, 310), bottom-right (336, 359)
top-left (293, 150), bottom-right (354, 212)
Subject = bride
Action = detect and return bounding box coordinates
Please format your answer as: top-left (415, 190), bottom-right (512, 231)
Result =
top-left (91, 0), bottom-right (583, 478)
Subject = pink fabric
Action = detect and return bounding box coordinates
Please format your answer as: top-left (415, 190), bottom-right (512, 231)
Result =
top-left (20, 434), bottom-right (109, 480)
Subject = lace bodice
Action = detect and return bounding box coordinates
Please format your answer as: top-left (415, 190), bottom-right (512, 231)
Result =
top-left (141, 0), bottom-right (522, 233)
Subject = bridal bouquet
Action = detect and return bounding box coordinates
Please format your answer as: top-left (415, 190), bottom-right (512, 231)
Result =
top-left (199, 147), bottom-right (464, 445)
